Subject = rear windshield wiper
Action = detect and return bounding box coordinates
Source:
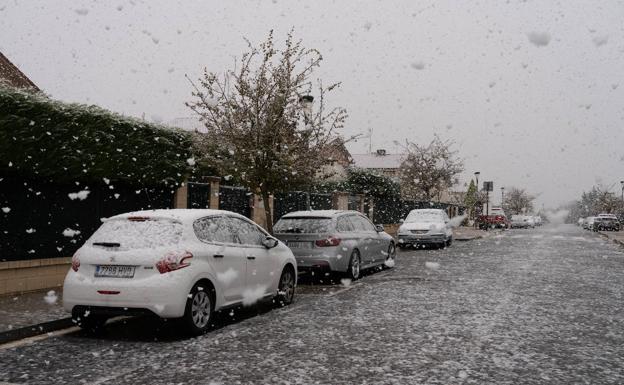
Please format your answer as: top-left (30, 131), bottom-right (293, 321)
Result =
top-left (93, 242), bottom-right (121, 247)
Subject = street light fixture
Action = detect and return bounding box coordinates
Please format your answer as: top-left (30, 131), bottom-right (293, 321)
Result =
top-left (299, 95), bottom-right (314, 125)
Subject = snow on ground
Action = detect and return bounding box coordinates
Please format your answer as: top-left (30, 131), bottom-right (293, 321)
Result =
top-left (1, 225), bottom-right (623, 384)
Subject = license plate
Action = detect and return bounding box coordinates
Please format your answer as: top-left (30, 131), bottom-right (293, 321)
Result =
top-left (95, 265), bottom-right (136, 278)
top-left (288, 241), bottom-right (312, 249)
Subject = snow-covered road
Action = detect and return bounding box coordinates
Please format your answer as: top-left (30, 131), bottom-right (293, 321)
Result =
top-left (1, 224), bottom-right (623, 384)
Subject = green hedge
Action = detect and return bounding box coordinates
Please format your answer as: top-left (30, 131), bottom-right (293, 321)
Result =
top-left (0, 85), bottom-right (195, 185)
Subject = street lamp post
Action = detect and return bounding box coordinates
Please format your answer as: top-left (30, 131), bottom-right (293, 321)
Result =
top-left (620, 181), bottom-right (624, 202)
top-left (473, 172), bottom-right (481, 227)
top-left (501, 187), bottom-right (505, 208)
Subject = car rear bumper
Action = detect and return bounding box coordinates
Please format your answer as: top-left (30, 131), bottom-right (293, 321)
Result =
top-left (290, 248), bottom-right (348, 272)
top-left (63, 270), bottom-right (189, 319)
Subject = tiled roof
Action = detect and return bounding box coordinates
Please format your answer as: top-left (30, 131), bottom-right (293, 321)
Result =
top-left (0, 52), bottom-right (39, 90)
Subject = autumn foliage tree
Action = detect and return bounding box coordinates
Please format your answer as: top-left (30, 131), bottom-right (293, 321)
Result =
top-left (187, 30), bottom-right (347, 233)
top-left (399, 136), bottom-right (464, 201)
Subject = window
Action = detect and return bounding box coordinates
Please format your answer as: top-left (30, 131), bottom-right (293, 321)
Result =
top-left (351, 215), bottom-right (376, 232)
top-left (336, 216), bottom-right (355, 232)
top-left (230, 217), bottom-right (265, 246)
top-left (274, 217), bottom-right (332, 234)
top-left (193, 216), bottom-right (236, 244)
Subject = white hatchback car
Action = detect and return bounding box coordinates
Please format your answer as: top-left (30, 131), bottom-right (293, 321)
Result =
top-left (63, 209), bottom-right (297, 335)
top-left (397, 209), bottom-right (454, 248)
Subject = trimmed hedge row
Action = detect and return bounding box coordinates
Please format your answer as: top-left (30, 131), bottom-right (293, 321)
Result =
top-left (0, 85), bottom-right (195, 185)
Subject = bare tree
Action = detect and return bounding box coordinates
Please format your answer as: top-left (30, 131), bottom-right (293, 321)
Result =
top-left (399, 136), bottom-right (464, 201)
top-left (503, 187), bottom-right (535, 215)
top-left (186, 30), bottom-right (347, 233)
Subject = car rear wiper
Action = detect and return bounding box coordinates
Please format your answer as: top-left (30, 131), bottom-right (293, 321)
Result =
top-left (92, 242), bottom-right (121, 247)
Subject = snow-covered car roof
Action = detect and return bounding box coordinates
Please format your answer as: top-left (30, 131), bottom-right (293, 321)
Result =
top-left (280, 210), bottom-right (353, 219)
top-left (104, 209), bottom-right (249, 224)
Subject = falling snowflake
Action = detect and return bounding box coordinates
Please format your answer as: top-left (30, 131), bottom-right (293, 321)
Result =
top-left (68, 190), bottom-right (90, 200)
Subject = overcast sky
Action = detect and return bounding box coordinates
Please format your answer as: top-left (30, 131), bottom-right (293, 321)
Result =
top-left (2, 0), bottom-right (623, 209)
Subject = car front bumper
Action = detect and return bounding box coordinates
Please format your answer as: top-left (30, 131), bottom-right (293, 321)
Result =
top-left (398, 233), bottom-right (446, 245)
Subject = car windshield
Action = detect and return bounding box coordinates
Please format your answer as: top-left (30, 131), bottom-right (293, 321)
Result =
top-left (273, 217), bottom-right (332, 233)
top-left (405, 211), bottom-right (443, 223)
top-left (89, 219), bottom-right (183, 250)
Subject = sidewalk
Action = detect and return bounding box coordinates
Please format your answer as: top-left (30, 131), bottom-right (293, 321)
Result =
top-left (0, 289), bottom-right (72, 344)
top-left (454, 226), bottom-right (500, 241)
top-left (598, 230), bottom-right (624, 246)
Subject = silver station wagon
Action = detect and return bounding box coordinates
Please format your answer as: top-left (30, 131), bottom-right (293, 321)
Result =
top-left (273, 210), bottom-right (396, 280)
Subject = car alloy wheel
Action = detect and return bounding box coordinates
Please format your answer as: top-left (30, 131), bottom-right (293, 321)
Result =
top-left (348, 251), bottom-right (361, 280)
top-left (276, 268), bottom-right (295, 306)
top-left (191, 290), bottom-right (211, 329)
top-left (384, 243), bottom-right (396, 267)
top-left (183, 284), bottom-right (214, 335)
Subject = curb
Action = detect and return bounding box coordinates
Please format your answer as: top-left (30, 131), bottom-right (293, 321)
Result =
top-left (0, 317), bottom-right (73, 345)
top-left (455, 236), bottom-right (482, 242)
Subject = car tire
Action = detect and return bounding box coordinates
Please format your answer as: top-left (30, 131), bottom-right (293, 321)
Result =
top-left (346, 250), bottom-right (361, 280)
top-left (383, 243), bottom-right (396, 269)
top-left (446, 237), bottom-right (453, 247)
top-left (275, 267), bottom-right (296, 307)
top-left (182, 283), bottom-right (214, 336)
top-left (73, 309), bottom-right (107, 334)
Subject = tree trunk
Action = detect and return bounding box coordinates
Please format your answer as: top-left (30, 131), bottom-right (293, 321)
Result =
top-left (261, 191), bottom-right (274, 234)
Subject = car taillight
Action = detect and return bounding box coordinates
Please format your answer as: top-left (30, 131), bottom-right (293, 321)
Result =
top-left (315, 237), bottom-right (341, 247)
top-left (71, 255), bottom-right (80, 272)
top-left (156, 251), bottom-right (193, 274)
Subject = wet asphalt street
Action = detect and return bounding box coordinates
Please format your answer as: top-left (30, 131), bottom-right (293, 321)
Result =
top-left (1, 224), bottom-right (623, 384)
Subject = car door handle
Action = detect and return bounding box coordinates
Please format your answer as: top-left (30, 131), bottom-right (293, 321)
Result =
top-left (213, 254), bottom-right (224, 259)
top-left (247, 255), bottom-right (255, 260)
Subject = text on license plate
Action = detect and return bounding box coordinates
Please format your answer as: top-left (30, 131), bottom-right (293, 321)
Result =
top-left (95, 265), bottom-right (136, 278)
top-left (288, 241), bottom-right (312, 249)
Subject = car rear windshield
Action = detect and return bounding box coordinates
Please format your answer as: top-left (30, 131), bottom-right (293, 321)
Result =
top-left (274, 217), bottom-right (332, 233)
top-left (405, 211), bottom-right (443, 223)
top-left (89, 218), bottom-right (184, 250)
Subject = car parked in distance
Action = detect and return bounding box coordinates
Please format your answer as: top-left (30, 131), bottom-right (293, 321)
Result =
top-left (397, 209), bottom-right (454, 248)
top-left (511, 215), bottom-right (530, 228)
top-left (594, 213), bottom-right (620, 231)
top-left (273, 210), bottom-right (395, 280)
top-left (476, 207), bottom-right (511, 229)
top-left (63, 209), bottom-right (296, 335)
top-left (584, 216), bottom-right (596, 230)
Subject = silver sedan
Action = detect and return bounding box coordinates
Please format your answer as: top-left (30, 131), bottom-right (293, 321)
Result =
top-left (273, 210), bottom-right (396, 280)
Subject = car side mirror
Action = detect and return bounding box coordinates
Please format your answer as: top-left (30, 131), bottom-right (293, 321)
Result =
top-left (375, 224), bottom-right (385, 232)
top-left (399, 219), bottom-right (405, 224)
top-left (262, 237), bottom-right (279, 249)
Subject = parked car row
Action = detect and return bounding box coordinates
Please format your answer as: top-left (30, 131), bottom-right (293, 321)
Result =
top-left (63, 209), bottom-right (397, 335)
top-left (578, 214), bottom-right (621, 232)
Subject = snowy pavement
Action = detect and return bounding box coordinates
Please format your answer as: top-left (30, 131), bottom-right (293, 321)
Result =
top-left (0, 289), bottom-right (66, 332)
top-left (1, 224), bottom-right (623, 384)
